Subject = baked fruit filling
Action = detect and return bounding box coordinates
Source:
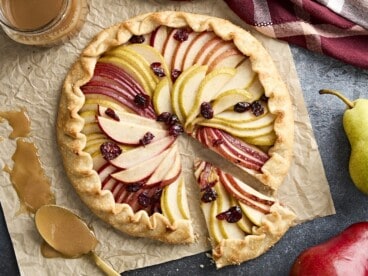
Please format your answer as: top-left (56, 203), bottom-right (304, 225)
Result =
top-left (79, 26), bottom-right (280, 215)
top-left (57, 12), bottom-right (295, 266)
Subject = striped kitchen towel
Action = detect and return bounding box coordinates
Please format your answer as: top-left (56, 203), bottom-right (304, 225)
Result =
top-left (224, 0), bottom-right (368, 69)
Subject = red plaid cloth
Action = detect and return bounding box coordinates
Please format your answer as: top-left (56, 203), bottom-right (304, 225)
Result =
top-left (224, 0), bottom-right (368, 69)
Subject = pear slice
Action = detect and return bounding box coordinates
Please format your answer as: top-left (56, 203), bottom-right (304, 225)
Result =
top-left (97, 116), bottom-right (168, 145)
top-left (219, 59), bottom-right (256, 93)
top-left (177, 176), bottom-right (190, 220)
top-left (172, 31), bottom-right (200, 71)
top-left (211, 89), bottom-right (252, 115)
top-left (208, 49), bottom-right (245, 72)
top-left (145, 144), bottom-right (180, 187)
top-left (111, 147), bottom-right (170, 183)
top-left (178, 65), bottom-right (208, 119)
top-left (182, 32), bottom-right (217, 70)
top-left (241, 131), bottom-right (277, 146)
top-left (214, 102), bottom-right (269, 123)
top-left (239, 201), bottom-right (266, 227)
top-left (230, 197), bottom-right (253, 234)
top-left (98, 106), bottom-right (165, 130)
top-left (106, 46), bottom-right (160, 87)
top-left (81, 96), bottom-right (128, 113)
top-left (206, 113), bottom-right (276, 130)
top-left (153, 77), bottom-right (173, 114)
top-left (99, 56), bottom-right (154, 97)
top-left (162, 29), bottom-right (181, 71)
top-left (214, 183), bottom-right (246, 240)
top-left (198, 120), bottom-right (274, 138)
top-left (171, 64), bottom-right (204, 122)
top-left (161, 176), bottom-right (190, 223)
top-left (151, 26), bottom-right (170, 54)
top-left (247, 77), bottom-right (265, 101)
top-left (207, 199), bottom-right (225, 244)
top-left (185, 67), bottom-right (236, 128)
top-left (123, 43), bottom-right (170, 77)
top-left (109, 136), bottom-right (174, 169)
top-left (202, 41), bottom-right (238, 67)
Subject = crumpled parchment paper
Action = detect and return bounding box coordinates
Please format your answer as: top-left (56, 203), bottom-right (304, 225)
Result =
top-left (0, 0), bottom-right (335, 274)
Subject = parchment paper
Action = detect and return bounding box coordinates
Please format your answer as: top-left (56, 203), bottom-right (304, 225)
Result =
top-left (0, 0), bottom-right (335, 274)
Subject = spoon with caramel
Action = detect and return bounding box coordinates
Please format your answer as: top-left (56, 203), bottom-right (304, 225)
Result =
top-left (35, 205), bottom-right (120, 276)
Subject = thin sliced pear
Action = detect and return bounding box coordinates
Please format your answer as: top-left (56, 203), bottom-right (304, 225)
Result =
top-left (178, 65), bottom-right (208, 119)
top-left (214, 102), bottom-right (269, 123)
top-left (247, 77), bottom-right (265, 101)
top-left (106, 47), bottom-right (160, 86)
top-left (99, 56), bottom-right (154, 97)
top-left (151, 26), bottom-right (169, 54)
top-left (98, 106), bottom-right (165, 130)
top-left (80, 110), bottom-right (97, 124)
top-left (239, 201), bottom-right (265, 227)
top-left (211, 89), bottom-right (252, 115)
top-left (206, 113), bottom-right (276, 130)
top-left (111, 147), bottom-right (170, 183)
top-left (185, 67), bottom-right (236, 128)
top-left (214, 183), bottom-right (246, 239)
top-left (171, 64), bottom-right (203, 122)
top-left (153, 77), bottom-right (173, 114)
top-left (208, 201), bottom-right (225, 244)
top-left (177, 177), bottom-right (190, 219)
top-left (198, 120), bottom-right (274, 138)
top-left (172, 31), bottom-right (200, 71)
top-left (220, 59), bottom-right (255, 92)
top-left (123, 44), bottom-right (170, 77)
top-left (230, 197), bottom-right (253, 234)
top-left (109, 136), bottom-right (174, 169)
top-left (241, 131), bottom-right (277, 146)
top-left (161, 176), bottom-right (190, 223)
top-left (208, 50), bottom-right (245, 72)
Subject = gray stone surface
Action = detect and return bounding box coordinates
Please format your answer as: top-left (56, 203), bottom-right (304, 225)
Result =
top-left (1, 45), bottom-right (367, 276)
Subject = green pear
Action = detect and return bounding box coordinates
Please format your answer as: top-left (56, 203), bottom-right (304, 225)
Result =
top-left (319, 89), bottom-right (368, 195)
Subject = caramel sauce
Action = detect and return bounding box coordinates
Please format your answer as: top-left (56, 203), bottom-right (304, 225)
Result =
top-left (35, 205), bottom-right (98, 258)
top-left (0, 109), bottom-right (31, 139)
top-left (1, 0), bottom-right (64, 30)
top-left (4, 139), bottom-right (55, 213)
top-left (40, 241), bottom-right (64, 258)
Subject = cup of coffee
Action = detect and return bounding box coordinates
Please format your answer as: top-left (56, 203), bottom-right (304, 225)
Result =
top-left (0, 0), bottom-right (88, 46)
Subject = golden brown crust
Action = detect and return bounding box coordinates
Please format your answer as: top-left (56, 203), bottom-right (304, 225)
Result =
top-left (57, 11), bottom-right (293, 244)
top-left (212, 203), bottom-right (296, 268)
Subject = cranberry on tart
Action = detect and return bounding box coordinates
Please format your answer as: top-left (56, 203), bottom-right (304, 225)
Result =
top-left (56, 11), bottom-right (295, 264)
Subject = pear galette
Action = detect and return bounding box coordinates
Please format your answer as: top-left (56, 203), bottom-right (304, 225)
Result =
top-left (56, 11), bottom-right (295, 267)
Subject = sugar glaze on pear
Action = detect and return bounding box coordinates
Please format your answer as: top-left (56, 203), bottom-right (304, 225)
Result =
top-left (319, 89), bottom-right (368, 195)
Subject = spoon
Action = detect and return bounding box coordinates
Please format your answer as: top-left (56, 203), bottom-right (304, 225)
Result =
top-left (35, 204), bottom-right (120, 276)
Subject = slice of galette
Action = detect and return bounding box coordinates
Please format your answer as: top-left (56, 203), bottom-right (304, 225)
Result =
top-left (56, 11), bottom-right (294, 246)
top-left (195, 160), bottom-right (296, 268)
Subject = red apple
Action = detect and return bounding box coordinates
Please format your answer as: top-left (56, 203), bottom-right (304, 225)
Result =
top-left (290, 222), bottom-right (368, 276)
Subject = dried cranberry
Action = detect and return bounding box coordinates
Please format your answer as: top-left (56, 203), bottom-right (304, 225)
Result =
top-left (129, 35), bottom-right (145, 44)
top-left (260, 94), bottom-right (269, 102)
top-left (134, 93), bottom-right (151, 109)
top-left (200, 102), bottom-right (214, 119)
top-left (201, 187), bottom-right (217, 203)
top-left (216, 206), bottom-right (242, 223)
top-left (251, 101), bottom-right (264, 116)
top-left (104, 108), bottom-right (120, 121)
top-left (234, 102), bottom-right (251, 113)
top-left (138, 192), bottom-right (151, 207)
top-left (171, 69), bottom-right (182, 82)
top-left (169, 124), bottom-right (184, 137)
top-left (212, 138), bottom-right (224, 147)
top-left (151, 188), bottom-right (163, 203)
top-left (150, 62), bottom-right (166, 77)
top-left (169, 114), bottom-right (180, 126)
top-left (139, 132), bottom-right (155, 146)
top-left (173, 28), bottom-right (191, 42)
top-left (156, 112), bottom-right (172, 124)
top-left (100, 142), bottom-right (122, 161)
top-left (125, 183), bottom-right (143, 192)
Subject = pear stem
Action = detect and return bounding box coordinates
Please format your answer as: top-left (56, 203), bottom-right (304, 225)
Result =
top-left (319, 89), bottom-right (355, 109)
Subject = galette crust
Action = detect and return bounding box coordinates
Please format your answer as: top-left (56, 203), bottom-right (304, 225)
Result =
top-left (56, 12), bottom-right (293, 244)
